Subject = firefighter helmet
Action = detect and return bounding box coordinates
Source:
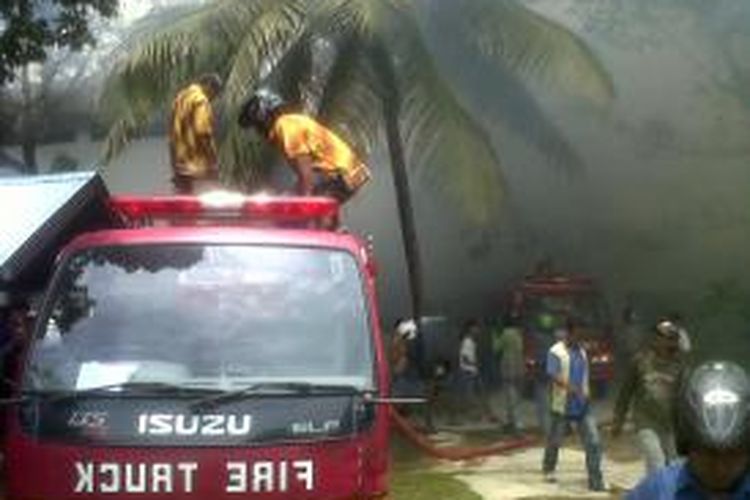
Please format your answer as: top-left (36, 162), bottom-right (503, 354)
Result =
top-left (238, 87), bottom-right (285, 131)
top-left (675, 360), bottom-right (750, 454)
top-left (396, 318), bottom-right (418, 341)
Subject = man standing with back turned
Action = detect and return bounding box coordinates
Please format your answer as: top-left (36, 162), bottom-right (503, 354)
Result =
top-left (169, 74), bottom-right (223, 194)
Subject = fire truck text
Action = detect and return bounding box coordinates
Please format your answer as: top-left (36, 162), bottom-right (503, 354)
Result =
top-left (74, 460), bottom-right (314, 493)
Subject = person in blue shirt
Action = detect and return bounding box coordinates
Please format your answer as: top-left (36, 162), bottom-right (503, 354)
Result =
top-left (542, 318), bottom-right (605, 491)
top-left (628, 360), bottom-right (750, 499)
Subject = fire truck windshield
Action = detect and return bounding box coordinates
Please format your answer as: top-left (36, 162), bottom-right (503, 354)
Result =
top-left (24, 244), bottom-right (375, 394)
top-left (523, 293), bottom-right (608, 332)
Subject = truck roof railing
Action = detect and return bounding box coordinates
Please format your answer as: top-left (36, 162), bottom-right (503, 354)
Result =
top-left (109, 192), bottom-right (340, 229)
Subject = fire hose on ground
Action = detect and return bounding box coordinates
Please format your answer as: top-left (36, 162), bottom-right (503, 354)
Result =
top-left (389, 407), bottom-right (538, 461)
top-left (389, 407), bottom-right (617, 462)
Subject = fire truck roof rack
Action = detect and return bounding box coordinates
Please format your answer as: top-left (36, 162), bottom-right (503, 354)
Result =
top-left (109, 192), bottom-right (340, 229)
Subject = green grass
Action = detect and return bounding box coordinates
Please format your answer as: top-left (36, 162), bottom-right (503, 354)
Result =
top-left (389, 433), bottom-right (481, 499)
top-left (390, 469), bottom-right (482, 500)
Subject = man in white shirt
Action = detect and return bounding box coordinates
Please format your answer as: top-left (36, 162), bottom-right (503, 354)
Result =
top-left (458, 320), bottom-right (496, 423)
top-left (460, 323), bottom-right (479, 375)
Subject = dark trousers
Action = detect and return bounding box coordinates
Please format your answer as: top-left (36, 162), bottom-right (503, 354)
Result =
top-left (312, 172), bottom-right (354, 203)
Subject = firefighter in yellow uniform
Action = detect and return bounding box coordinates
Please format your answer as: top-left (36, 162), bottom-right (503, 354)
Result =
top-left (238, 88), bottom-right (371, 203)
top-left (169, 74), bottom-right (222, 194)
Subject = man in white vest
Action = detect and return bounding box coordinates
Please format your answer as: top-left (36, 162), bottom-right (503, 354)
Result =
top-left (541, 318), bottom-right (605, 491)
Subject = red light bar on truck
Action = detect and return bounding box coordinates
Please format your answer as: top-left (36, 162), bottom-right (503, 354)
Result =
top-left (109, 193), bottom-right (340, 227)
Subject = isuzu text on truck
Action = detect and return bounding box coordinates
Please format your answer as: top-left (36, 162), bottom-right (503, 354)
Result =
top-left (6, 194), bottom-right (390, 499)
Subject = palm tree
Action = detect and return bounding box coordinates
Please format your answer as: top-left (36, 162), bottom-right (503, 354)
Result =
top-left (100, 0), bottom-right (613, 320)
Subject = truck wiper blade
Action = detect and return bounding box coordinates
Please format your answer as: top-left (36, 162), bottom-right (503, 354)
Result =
top-left (191, 382), bottom-right (360, 410)
top-left (0, 396), bottom-right (29, 406)
top-left (25, 382), bottom-right (221, 403)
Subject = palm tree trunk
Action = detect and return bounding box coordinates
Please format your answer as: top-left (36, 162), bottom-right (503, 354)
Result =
top-left (20, 65), bottom-right (38, 174)
top-left (369, 42), bottom-right (424, 321)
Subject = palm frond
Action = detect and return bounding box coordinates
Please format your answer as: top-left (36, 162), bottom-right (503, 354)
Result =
top-left (220, 0), bottom-right (392, 190)
top-left (453, 60), bottom-right (584, 172)
top-left (438, 0), bottom-right (614, 106)
top-left (221, 0), bottom-right (308, 109)
top-left (317, 38), bottom-right (383, 159)
top-left (264, 34), bottom-right (314, 107)
top-left (101, 1), bottom-right (252, 115)
top-left (309, 0), bottom-right (390, 42)
top-left (218, 121), bottom-right (277, 191)
top-left (219, 0), bottom-right (397, 190)
top-left (99, 0), bottom-right (305, 161)
top-left (409, 104), bottom-right (505, 225)
top-left (389, 9), bottom-right (505, 224)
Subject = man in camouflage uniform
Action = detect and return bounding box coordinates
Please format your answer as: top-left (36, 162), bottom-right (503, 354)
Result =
top-left (611, 320), bottom-right (685, 474)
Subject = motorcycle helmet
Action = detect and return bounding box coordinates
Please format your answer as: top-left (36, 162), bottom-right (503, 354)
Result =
top-left (675, 360), bottom-right (750, 454)
top-left (238, 87), bottom-right (285, 131)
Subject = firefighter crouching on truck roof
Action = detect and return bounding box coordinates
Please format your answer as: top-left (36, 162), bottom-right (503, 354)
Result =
top-left (168, 74), bottom-right (223, 194)
top-left (237, 88), bottom-right (371, 205)
top-left (627, 360), bottom-right (750, 499)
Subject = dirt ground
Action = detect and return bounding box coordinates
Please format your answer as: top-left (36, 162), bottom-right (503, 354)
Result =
top-left (430, 431), bottom-right (641, 499)
top-left (405, 393), bottom-right (645, 499)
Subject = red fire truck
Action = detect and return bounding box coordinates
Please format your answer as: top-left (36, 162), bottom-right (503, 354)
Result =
top-left (511, 270), bottom-right (614, 396)
top-left (5, 191), bottom-right (390, 499)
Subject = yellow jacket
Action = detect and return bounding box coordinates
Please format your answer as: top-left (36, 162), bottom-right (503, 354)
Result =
top-left (270, 114), bottom-right (371, 191)
top-left (169, 84), bottom-right (218, 179)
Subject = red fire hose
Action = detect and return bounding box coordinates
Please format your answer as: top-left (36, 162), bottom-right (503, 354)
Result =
top-left (389, 408), bottom-right (538, 461)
